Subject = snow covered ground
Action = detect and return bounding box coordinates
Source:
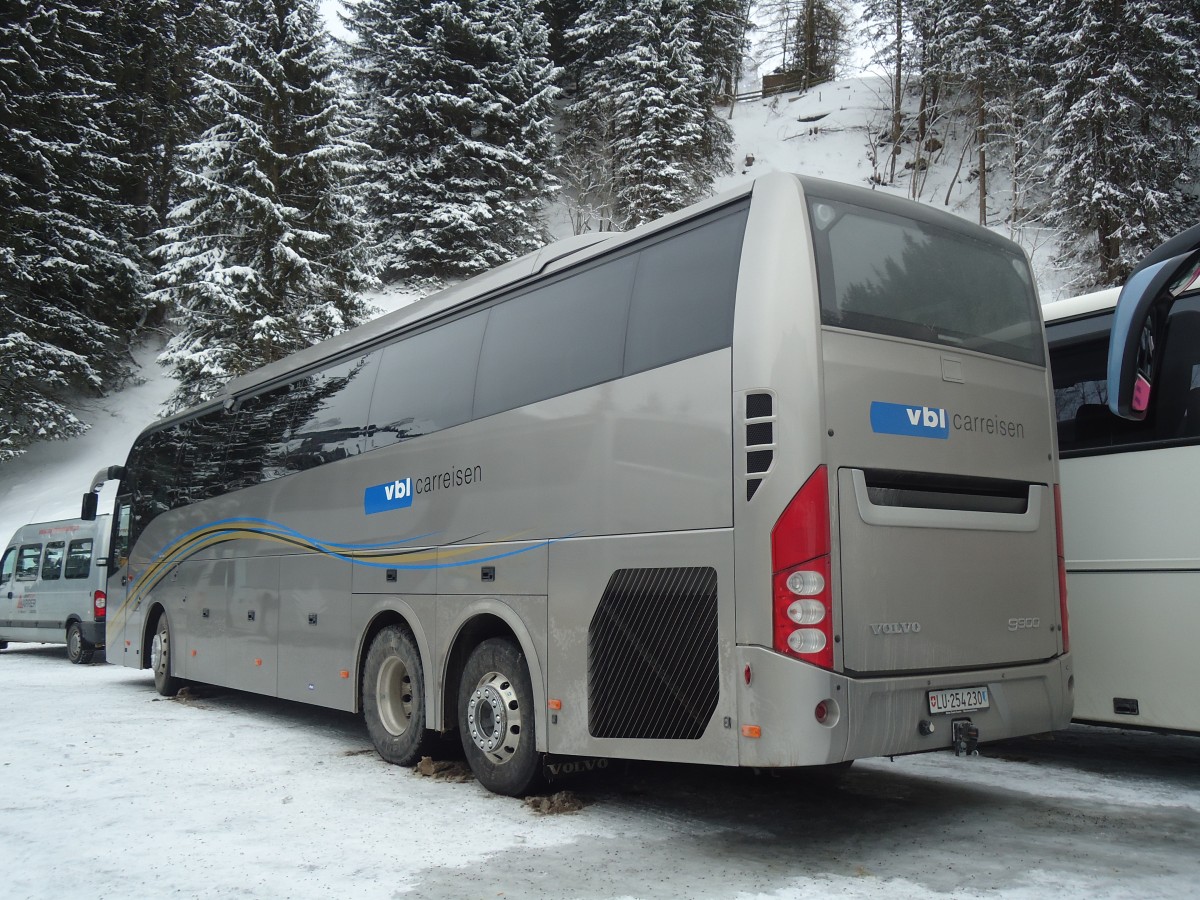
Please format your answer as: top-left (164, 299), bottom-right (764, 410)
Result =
top-left (2, 642), bottom-right (1198, 899)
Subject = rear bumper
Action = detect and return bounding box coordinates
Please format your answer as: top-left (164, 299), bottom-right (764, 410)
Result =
top-left (736, 646), bottom-right (1073, 767)
top-left (79, 620), bottom-right (106, 647)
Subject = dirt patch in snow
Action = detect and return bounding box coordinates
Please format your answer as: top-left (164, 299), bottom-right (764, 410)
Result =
top-left (524, 790), bottom-right (585, 815)
top-left (415, 756), bottom-right (474, 783)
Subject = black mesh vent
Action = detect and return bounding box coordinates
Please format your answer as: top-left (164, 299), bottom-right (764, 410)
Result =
top-left (588, 567), bottom-right (719, 740)
top-left (746, 422), bottom-right (773, 446)
top-left (747, 478), bottom-right (762, 501)
top-left (746, 392), bottom-right (773, 418)
top-left (747, 449), bottom-right (774, 473)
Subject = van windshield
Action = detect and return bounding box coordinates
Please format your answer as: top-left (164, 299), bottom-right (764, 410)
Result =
top-left (808, 197), bottom-right (1044, 366)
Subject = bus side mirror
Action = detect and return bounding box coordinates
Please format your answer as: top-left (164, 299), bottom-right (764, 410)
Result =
top-left (82, 463), bottom-right (128, 521)
top-left (1108, 223), bottom-right (1200, 420)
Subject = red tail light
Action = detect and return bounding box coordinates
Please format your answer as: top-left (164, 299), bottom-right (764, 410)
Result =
top-left (1053, 484), bottom-right (1069, 653)
top-left (771, 466), bottom-right (834, 669)
top-left (93, 590), bottom-right (106, 622)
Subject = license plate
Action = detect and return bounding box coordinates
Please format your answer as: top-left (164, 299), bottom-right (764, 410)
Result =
top-left (927, 685), bottom-right (990, 715)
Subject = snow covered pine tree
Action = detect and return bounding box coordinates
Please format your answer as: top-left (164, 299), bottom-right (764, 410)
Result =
top-left (0, 0), bottom-right (146, 460)
top-left (153, 0), bottom-right (374, 411)
top-left (565, 0), bottom-right (731, 229)
top-left (344, 0), bottom-right (559, 281)
top-left (1040, 0), bottom-right (1200, 287)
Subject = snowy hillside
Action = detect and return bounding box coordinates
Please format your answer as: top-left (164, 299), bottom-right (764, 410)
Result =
top-left (0, 79), bottom-right (1068, 542)
top-left (713, 76), bottom-right (1075, 301)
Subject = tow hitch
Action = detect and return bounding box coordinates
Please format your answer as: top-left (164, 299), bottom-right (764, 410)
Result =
top-left (951, 718), bottom-right (979, 757)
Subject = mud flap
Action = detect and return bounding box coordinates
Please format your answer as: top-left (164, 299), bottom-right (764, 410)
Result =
top-left (543, 754), bottom-right (612, 782)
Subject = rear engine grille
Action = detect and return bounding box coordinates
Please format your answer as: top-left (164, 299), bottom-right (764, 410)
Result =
top-left (588, 567), bottom-right (718, 740)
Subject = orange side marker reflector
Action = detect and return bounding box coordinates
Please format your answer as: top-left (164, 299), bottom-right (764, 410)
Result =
top-left (191, 649), bottom-right (197, 657)
top-left (125, 640), bottom-right (131, 648)
top-left (255, 658), bottom-right (262, 667)
top-left (548, 699), bottom-right (562, 711)
top-left (741, 725), bottom-right (762, 739)
top-left (339, 670), bottom-right (350, 679)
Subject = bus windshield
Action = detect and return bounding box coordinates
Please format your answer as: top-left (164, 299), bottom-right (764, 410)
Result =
top-left (808, 197), bottom-right (1044, 365)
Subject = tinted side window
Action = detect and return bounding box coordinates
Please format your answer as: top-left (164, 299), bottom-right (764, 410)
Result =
top-left (1153, 304), bottom-right (1200, 438)
top-left (64, 539), bottom-right (93, 579)
top-left (128, 427), bottom-right (184, 547)
top-left (177, 409), bottom-right (234, 504)
top-left (1051, 296), bottom-right (1200, 455)
top-left (474, 257), bottom-right (636, 420)
top-left (113, 500), bottom-right (132, 568)
top-left (624, 206), bottom-right (748, 376)
top-left (41, 541), bottom-right (64, 580)
top-left (225, 385), bottom-right (296, 489)
top-left (370, 314), bottom-right (487, 448)
top-left (287, 353), bottom-right (378, 470)
top-left (16, 544), bottom-right (42, 581)
top-left (0, 547), bottom-right (13, 584)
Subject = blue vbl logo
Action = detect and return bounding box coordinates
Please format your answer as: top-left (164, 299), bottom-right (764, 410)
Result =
top-left (870, 401), bottom-right (949, 439)
top-left (364, 477), bottom-right (413, 515)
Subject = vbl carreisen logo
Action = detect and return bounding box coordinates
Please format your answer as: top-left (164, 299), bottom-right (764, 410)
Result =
top-left (364, 477), bottom-right (413, 515)
top-left (870, 401), bottom-right (949, 439)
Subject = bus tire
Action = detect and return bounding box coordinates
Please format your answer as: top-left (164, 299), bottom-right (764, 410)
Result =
top-left (458, 638), bottom-right (542, 797)
top-left (151, 612), bottom-right (181, 697)
top-left (362, 625), bottom-right (430, 766)
top-left (66, 622), bottom-right (94, 665)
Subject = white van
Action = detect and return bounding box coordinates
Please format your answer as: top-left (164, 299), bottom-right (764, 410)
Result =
top-left (0, 516), bottom-right (111, 663)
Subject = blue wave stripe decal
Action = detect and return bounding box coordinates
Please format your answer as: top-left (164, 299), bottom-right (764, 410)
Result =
top-left (123, 518), bottom-right (574, 614)
top-left (147, 517), bottom-right (440, 564)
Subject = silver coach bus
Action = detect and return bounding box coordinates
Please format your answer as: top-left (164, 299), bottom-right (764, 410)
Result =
top-left (86, 172), bottom-right (1072, 795)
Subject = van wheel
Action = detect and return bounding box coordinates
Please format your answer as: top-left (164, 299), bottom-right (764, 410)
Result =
top-left (458, 638), bottom-right (542, 797)
top-left (66, 622), bottom-right (94, 665)
top-left (362, 625), bottom-right (431, 766)
top-left (151, 613), bottom-right (181, 697)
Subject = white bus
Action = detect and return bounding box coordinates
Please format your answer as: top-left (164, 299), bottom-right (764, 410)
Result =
top-left (0, 515), bottom-right (111, 663)
top-left (1044, 224), bottom-right (1200, 732)
top-left (86, 172), bottom-right (1072, 794)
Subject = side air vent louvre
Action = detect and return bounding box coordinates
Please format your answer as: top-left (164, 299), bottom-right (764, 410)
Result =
top-left (746, 422), bottom-right (773, 446)
top-left (744, 391), bottom-right (776, 501)
top-left (588, 567), bottom-right (719, 740)
top-left (747, 450), bottom-right (774, 474)
top-left (746, 392), bottom-right (773, 419)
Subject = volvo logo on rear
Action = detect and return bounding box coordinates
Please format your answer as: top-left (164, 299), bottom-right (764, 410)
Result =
top-left (870, 621), bottom-right (922, 635)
